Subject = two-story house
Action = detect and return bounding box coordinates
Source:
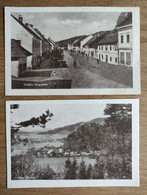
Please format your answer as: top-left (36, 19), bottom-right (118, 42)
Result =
top-left (11, 14), bottom-right (42, 69)
top-left (97, 30), bottom-right (118, 65)
top-left (116, 12), bottom-right (132, 66)
top-left (83, 31), bottom-right (109, 58)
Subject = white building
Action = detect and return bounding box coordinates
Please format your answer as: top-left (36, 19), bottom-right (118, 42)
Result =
top-left (11, 15), bottom-right (33, 68)
top-left (116, 12), bottom-right (132, 66)
top-left (80, 35), bottom-right (93, 52)
top-left (82, 31), bottom-right (108, 58)
top-left (97, 31), bottom-right (118, 65)
top-left (11, 14), bottom-right (43, 69)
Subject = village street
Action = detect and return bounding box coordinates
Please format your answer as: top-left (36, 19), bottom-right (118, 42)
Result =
top-left (63, 51), bottom-right (132, 88)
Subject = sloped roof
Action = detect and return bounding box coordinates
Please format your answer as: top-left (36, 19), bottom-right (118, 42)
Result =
top-left (11, 39), bottom-right (32, 58)
top-left (35, 28), bottom-right (51, 44)
top-left (83, 31), bottom-right (108, 48)
top-left (48, 37), bottom-right (56, 45)
top-left (116, 12), bottom-right (132, 28)
top-left (56, 35), bottom-right (87, 47)
top-left (11, 14), bottom-right (42, 40)
top-left (97, 31), bottom-right (118, 45)
top-left (72, 35), bottom-right (88, 46)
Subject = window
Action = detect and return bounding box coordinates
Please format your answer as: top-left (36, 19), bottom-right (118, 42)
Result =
top-left (121, 35), bottom-right (124, 43)
top-left (110, 45), bottom-right (112, 50)
top-left (105, 45), bottom-right (108, 50)
top-left (102, 55), bottom-right (103, 59)
top-left (115, 58), bottom-right (117, 63)
top-left (126, 52), bottom-right (131, 65)
top-left (120, 52), bottom-right (124, 64)
top-left (127, 34), bottom-right (130, 43)
top-left (110, 57), bottom-right (112, 61)
top-left (101, 46), bottom-right (103, 50)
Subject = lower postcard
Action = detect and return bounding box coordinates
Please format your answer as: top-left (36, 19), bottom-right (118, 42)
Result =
top-left (6, 99), bottom-right (139, 188)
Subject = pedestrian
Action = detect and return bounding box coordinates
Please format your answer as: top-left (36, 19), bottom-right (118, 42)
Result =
top-left (87, 54), bottom-right (89, 60)
top-left (73, 60), bottom-right (77, 67)
top-left (97, 58), bottom-right (99, 64)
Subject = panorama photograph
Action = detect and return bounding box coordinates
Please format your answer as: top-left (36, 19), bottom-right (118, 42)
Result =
top-left (9, 101), bottom-right (132, 181)
top-left (10, 10), bottom-right (133, 90)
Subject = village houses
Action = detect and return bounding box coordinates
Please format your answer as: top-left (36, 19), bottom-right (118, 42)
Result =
top-left (82, 31), bottom-right (109, 58)
top-left (80, 34), bottom-right (93, 53)
top-left (11, 14), bottom-right (55, 77)
top-left (67, 12), bottom-right (132, 67)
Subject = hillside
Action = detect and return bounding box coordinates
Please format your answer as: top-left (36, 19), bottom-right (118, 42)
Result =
top-left (39, 121), bottom-right (84, 136)
top-left (39, 117), bottom-right (105, 137)
top-left (63, 122), bottom-right (104, 152)
top-left (56, 35), bottom-right (87, 47)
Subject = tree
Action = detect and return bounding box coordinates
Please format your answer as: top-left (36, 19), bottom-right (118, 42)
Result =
top-left (64, 158), bottom-right (72, 179)
top-left (78, 160), bottom-right (87, 179)
top-left (104, 104), bottom-right (132, 179)
top-left (71, 158), bottom-right (77, 179)
top-left (86, 164), bottom-right (93, 179)
top-left (92, 161), bottom-right (104, 179)
top-left (17, 109), bottom-right (53, 128)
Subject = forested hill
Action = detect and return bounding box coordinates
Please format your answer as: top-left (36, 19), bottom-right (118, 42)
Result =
top-left (56, 35), bottom-right (86, 47)
top-left (39, 117), bottom-right (105, 136)
top-left (63, 122), bottom-right (104, 152)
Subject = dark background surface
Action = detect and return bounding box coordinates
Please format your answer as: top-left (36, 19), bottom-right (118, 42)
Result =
top-left (0, 0), bottom-right (147, 194)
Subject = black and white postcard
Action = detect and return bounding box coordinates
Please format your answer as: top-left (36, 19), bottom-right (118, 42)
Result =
top-left (6, 99), bottom-right (139, 188)
top-left (5, 7), bottom-right (140, 95)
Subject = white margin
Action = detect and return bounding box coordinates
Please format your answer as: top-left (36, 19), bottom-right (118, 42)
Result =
top-left (5, 7), bottom-right (140, 96)
top-left (6, 99), bottom-right (139, 188)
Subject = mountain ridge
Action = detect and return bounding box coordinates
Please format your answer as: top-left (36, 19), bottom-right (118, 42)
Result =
top-left (38, 117), bottom-right (105, 136)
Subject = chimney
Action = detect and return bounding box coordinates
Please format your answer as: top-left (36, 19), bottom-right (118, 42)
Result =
top-left (25, 23), bottom-right (33, 28)
top-left (18, 15), bottom-right (23, 23)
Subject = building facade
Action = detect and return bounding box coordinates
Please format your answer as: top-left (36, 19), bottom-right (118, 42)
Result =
top-left (11, 39), bottom-right (32, 77)
top-left (11, 15), bottom-right (33, 69)
top-left (80, 35), bottom-right (93, 51)
top-left (116, 12), bottom-right (132, 66)
top-left (97, 31), bottom-right (118, 65)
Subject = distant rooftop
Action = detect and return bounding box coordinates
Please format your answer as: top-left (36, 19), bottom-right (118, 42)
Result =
top-left (97, 30), bottom-right (118, 45)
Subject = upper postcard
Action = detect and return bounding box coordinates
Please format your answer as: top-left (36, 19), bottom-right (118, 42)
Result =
top-left (5, 7), bottom-right (140, 95)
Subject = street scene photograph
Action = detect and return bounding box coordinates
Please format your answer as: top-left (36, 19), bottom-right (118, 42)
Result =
top-left (8, 8), bottom-right (135, 91)
top-left (8, 101), bottom-right (133, 182)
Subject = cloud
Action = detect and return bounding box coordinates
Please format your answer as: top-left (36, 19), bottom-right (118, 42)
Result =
top-left (62, 19), bottom-right (82, 25)
top-left (44, 18), bottom-right (82, 26)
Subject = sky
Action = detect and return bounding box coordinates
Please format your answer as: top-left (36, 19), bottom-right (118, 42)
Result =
top-left (10, 102), bottom-right (107, 132)
top-left (12, 12), bottom-right (121, 42)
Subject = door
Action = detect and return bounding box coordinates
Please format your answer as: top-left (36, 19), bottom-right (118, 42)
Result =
top-left (126, 52), bottom-right (131, 65)
top-left (106, 55), bottom-right (108, 63)
top-left (120, 52), bottom-right (125, 65)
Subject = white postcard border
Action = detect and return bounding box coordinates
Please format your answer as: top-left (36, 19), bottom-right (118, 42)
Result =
top-left (5, 7), bottom-right (140, 95)
top-left (6, 99), bottom-right (139, 188)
